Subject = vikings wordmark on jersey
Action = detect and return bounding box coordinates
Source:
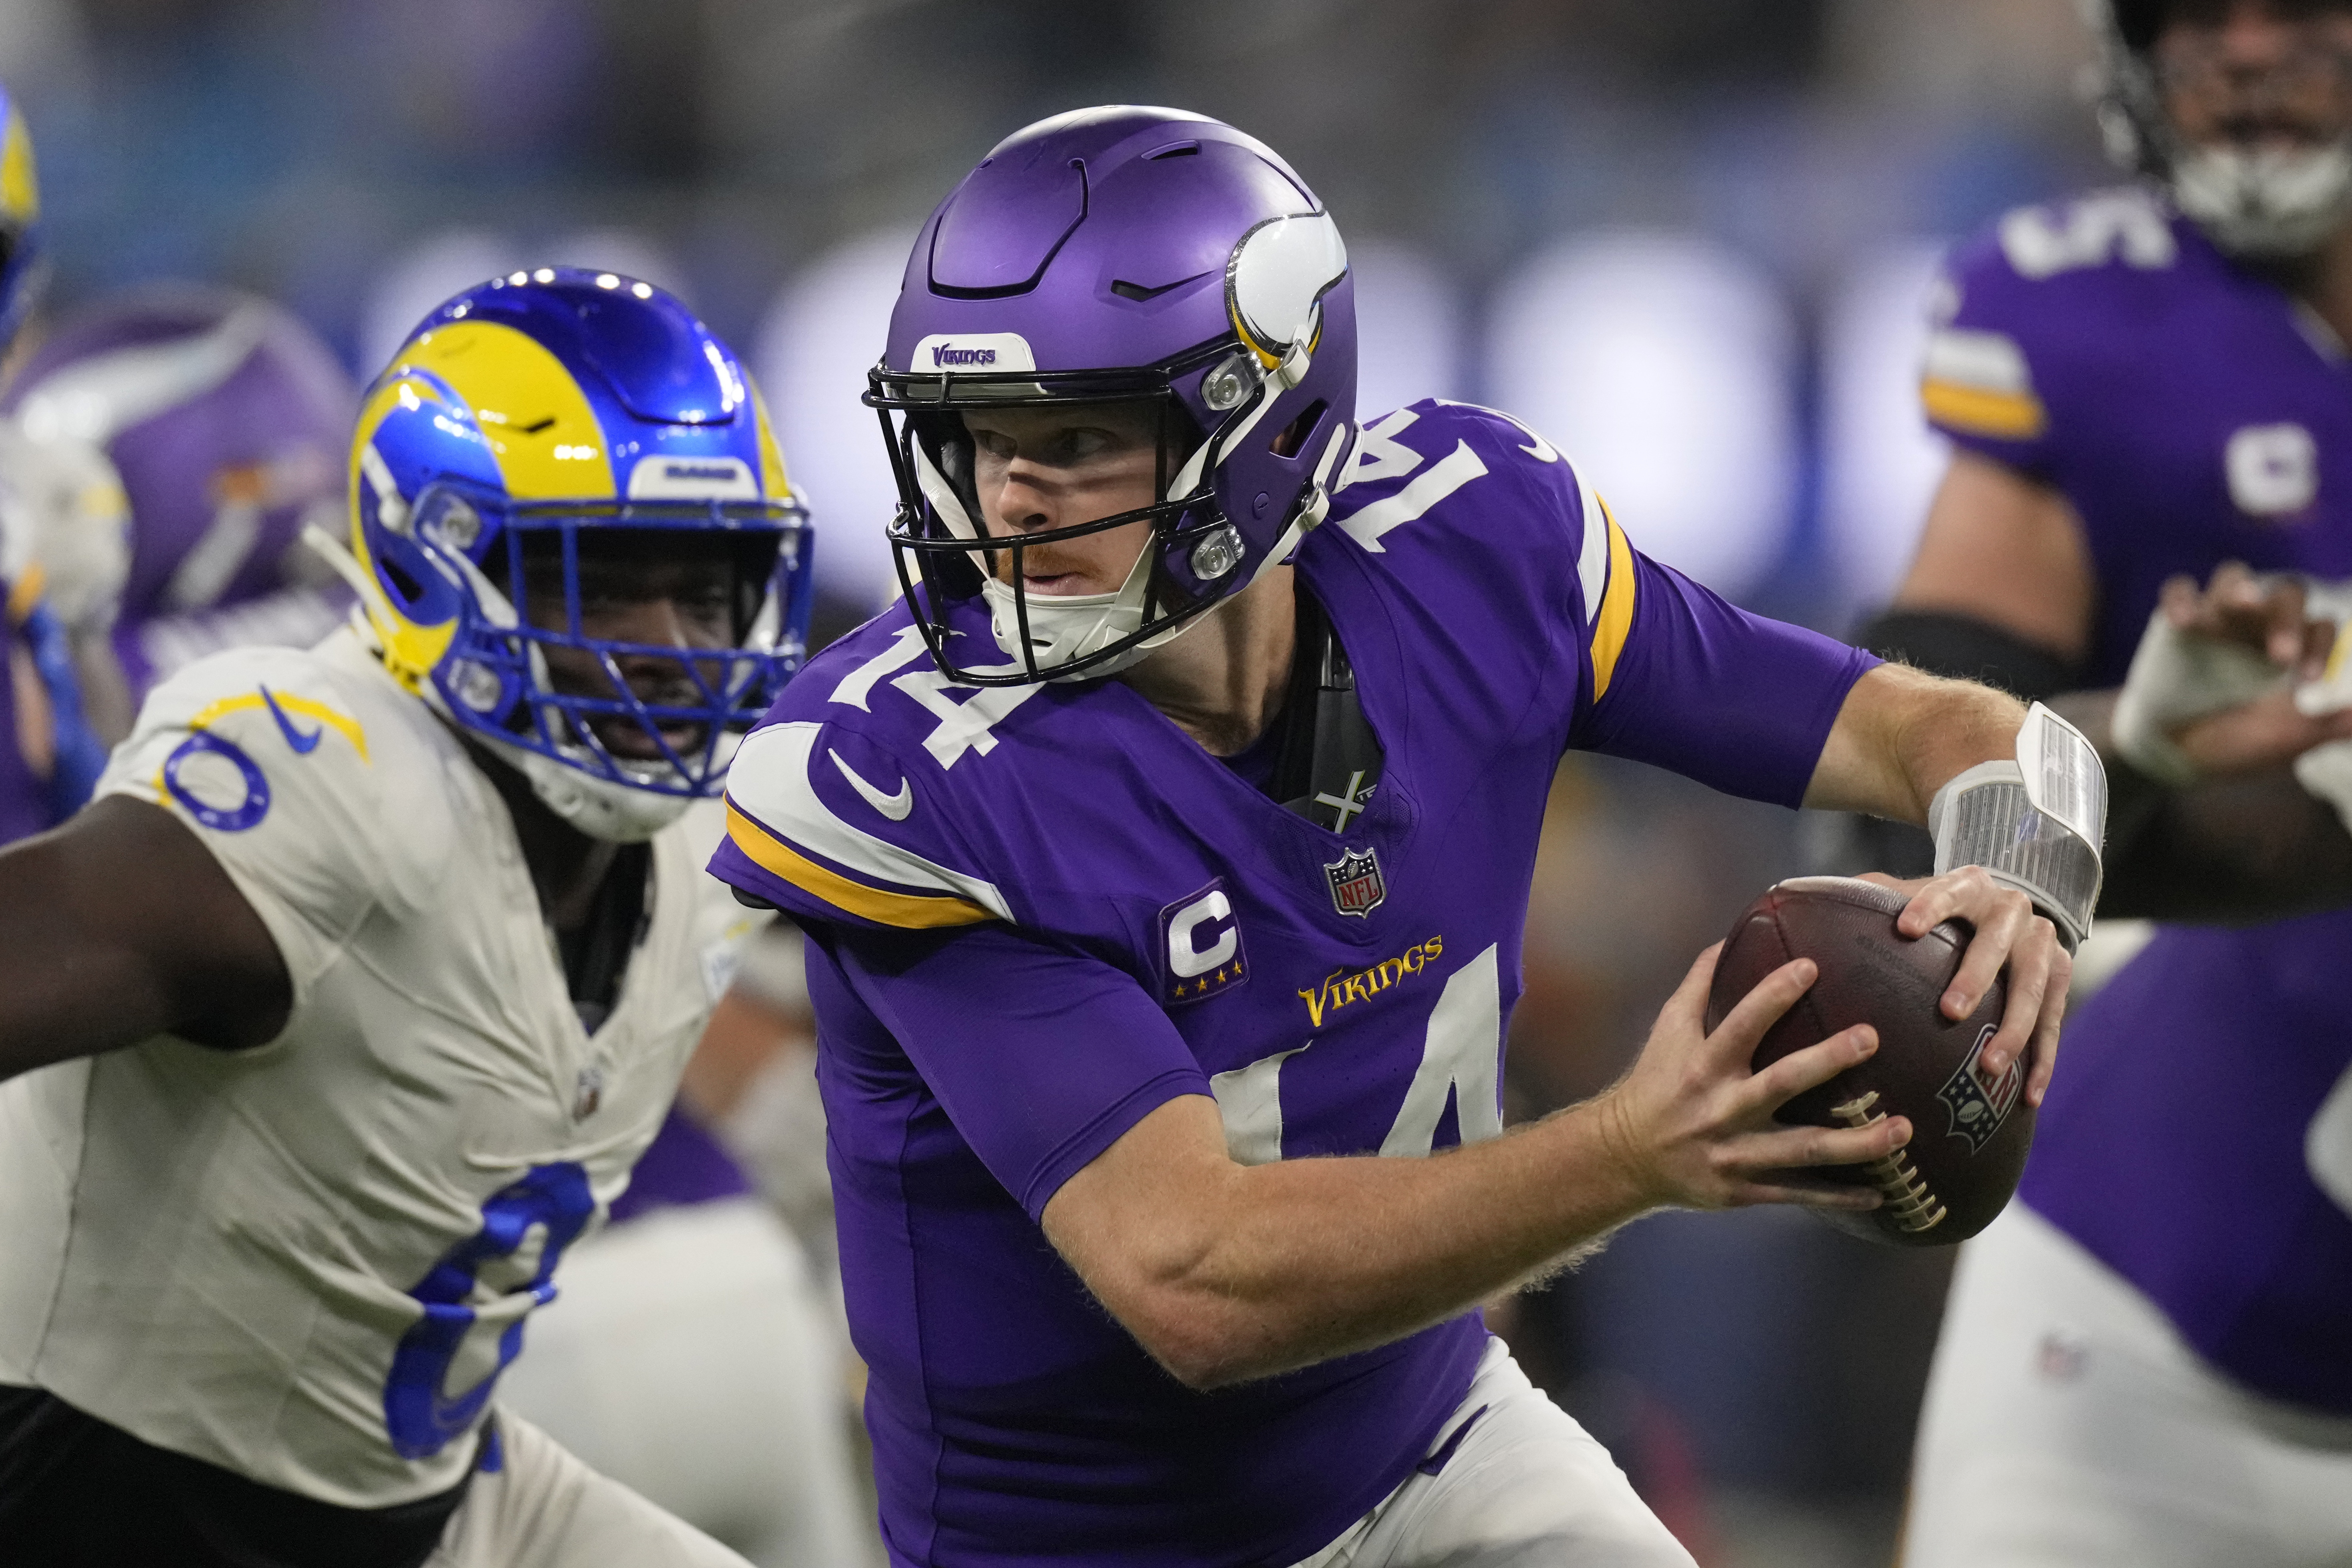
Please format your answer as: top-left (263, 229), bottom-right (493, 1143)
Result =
top-left (1927, 187), bottom-right (2352, 1413)
top-left (712, 400), bottom-right (1879, 1565)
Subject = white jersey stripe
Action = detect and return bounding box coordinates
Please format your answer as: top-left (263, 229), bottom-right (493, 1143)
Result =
top-left (724, 722), bottom-right (1012, 922)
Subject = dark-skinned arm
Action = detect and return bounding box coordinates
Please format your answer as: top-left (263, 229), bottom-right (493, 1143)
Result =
top-left (0, 795), bottom-right (289, 1082)
top-left (2050, 687), bottom-right (2352, 924)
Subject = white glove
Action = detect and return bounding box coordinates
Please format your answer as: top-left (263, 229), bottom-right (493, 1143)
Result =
top-left (0, 418), bottom-right (130, 635)
top-left (2295, 739), bottom-right (2352, 836)
top-left (2111, 602), bottom-right (2287, 784)
top-left (2292, 579), bottom-right (2352, 718)
top-left (2277, 580), bottom-right (2352, 832)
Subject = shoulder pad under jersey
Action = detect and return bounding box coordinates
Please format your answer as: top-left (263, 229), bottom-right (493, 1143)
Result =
top-left (716, 614), bottom-right (1027, 933)
top-left (96, 630), bottom-right (459, 983)
top-left (1924, 187), bottom-right (2184, 454)
top-left (1322, 398), bottom-right (1637, 700)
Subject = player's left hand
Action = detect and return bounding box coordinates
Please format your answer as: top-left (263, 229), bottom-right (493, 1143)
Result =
top-left (1857, 866), bottom-right (2070, 1109)
top-left (2118, 564), bottom-right (2352, 780)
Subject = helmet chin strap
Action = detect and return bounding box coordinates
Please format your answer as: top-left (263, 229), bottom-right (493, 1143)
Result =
top-left (982, 551), bottom-right (1156, 680)
top-left (465, 728), bottom-right (700, 843)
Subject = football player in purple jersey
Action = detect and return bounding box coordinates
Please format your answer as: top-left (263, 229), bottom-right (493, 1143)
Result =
top-left (1860, 2), bottom-right (2352, 1563)
top-left (0, 286), bottom-right (360, 709)
top-left (708, 106), bottom-right (2094, 1568)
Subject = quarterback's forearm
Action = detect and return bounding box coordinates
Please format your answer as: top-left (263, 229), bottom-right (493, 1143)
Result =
top-left (1802, 662), bottom-right (2027, 822)
top-left (1044, 1094), bottom-right (1651, 1390)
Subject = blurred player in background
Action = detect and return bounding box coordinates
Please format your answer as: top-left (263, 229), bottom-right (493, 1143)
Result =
top-left (713, 105), bottom-right (2090, 1568)
top-left (1860, 2), bottom-right (2352, 1562)
top-left (0, 81), bottom-right (117, 845)
top-left (0, 285), bottom-right (358, 714)
top-left (0, 270), bottom-right (813, 1568)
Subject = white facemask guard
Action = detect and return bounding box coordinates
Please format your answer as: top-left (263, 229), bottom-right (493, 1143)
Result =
top-left (2080, 4), bottom-right (2352, 262)
top-left (2171, 138), bottom-right (2352, 256)
top-left (944, 388), bottom-right (1350, 684)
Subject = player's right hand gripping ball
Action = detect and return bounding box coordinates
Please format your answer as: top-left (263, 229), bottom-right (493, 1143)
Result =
top-left (1704, 876), bottom-right (2037, 1248)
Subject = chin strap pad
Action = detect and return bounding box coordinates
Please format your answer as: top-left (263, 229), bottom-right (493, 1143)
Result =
top-left (1928, 703), bottom-right (2108, 954)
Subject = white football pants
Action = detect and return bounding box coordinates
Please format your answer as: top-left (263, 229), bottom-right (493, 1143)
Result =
top-left (428, 1410), bottom-right (749, 1567)
top-left (490, 1196), bottom-right (872, 1567)
top-left (1289, 1337), bottom-right (1696, 1568)
top-left (1905, 1204), bottom-right (2352, 1568)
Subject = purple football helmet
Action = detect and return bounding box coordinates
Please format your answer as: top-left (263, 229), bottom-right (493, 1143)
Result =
top-left (868, 106), bottom-right (1356, 684)
top-left (3, 285), bottom-right (358, 694)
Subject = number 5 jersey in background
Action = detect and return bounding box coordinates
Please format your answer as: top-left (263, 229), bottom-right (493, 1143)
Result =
top-left (1924, 188), bottom-right (2352, 1415)
top-left (0, 626), bottom-right (760, 1508)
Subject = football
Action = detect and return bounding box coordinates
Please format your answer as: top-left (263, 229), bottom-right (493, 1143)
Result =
top-left (1704, 875), bottom-right (2036, 1248)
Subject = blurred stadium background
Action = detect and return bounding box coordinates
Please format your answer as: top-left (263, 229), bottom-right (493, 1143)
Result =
top-left (2, 2), bottom-right (2112, 1562)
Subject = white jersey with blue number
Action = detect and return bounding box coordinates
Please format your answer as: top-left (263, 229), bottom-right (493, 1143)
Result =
top-left (0, 626), bottom-right (757, 1507)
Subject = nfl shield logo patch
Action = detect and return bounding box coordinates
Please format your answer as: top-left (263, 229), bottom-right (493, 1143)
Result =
top-left (1935, 1024), bottom-right (2023, 1152)
top-left (1324, 846), bottom-right (1386, 919)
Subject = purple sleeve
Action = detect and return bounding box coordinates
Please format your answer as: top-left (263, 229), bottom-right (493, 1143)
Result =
top-left (1576, 551), bottom-right (1879, 808)
top-left (608, 1104), bottom-right (753, 1223)
top-left (824, 922), bottom-right (1212, 1220)
top-left (707, 830), bottom-right (880, 932)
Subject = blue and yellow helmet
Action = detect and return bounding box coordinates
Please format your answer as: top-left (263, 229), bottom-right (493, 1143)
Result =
top-left (0, 83), bottom-right (46, 356)
top-left (346, 268), bottom-right (813, 836)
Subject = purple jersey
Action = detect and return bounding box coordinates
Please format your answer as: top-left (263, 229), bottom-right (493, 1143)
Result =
top-left (1928, 187), bottom-right (2352, 1413)
top-left (607, 1104), bottom-right (755, 1224)
top-left (1, 288), bottom-right (356, 699)
top-left (710, 402), bottom-right (1876, 1566)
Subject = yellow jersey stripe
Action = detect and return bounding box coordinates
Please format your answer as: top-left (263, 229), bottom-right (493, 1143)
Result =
top-left (1921, 378), bottom-right (2047, 441)
top-left (6, 559), bottom-right (45, 624)
top-left (186, 691), bottom-right (371, 762)
top-left (1588, 502), bottom-right (1637, 701)
top-left (725, 800), bottom-right (994, 929)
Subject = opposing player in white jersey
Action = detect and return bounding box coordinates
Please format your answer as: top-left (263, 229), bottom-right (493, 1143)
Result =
top-left (0, 269), bottom-right (815, 1568)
